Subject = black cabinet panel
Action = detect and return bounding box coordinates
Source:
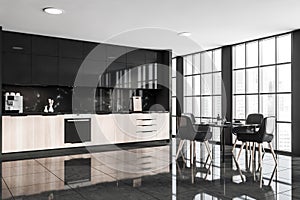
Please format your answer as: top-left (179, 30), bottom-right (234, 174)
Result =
top-left (145, 50), bottom-right (158, 63)
top-left (60, 39), bottom-right (83, 59)
top-left (83, 42), bottom-right (106, 61)
top-left (79, 60), bottom-right (106, 87)
top-left (3, 32), bottom-right (31, 54)
top-left (107, 45), bottom-right (127, 63)
top-left (32, 55), bottom-right (58, 85)
top-left (32, 36), bottom-right (59, 56)
top-left (107, 62), bottom-right (127, 72)
top-left (127, 49), bottom-right (146, 65)
top-left (3, 52), bottom-right (31, 85)
top-left (59, 58), bottom-right (82, 87)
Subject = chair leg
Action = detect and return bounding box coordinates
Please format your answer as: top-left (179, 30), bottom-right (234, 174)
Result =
top-left (245, 142), bottom-right (249, 164)
top-left (204, 141), bottom-right (212, 167)
top-left (262, 144), bottom-right (266, 160)
top-left (258, 143), bottom-right (263, 188)
top-left (176, 140), bottom-right (184, 160)
top-left (204, 160), bottom-right (213, 180)
top-left (268, 142), bottom-right (278, 165)
top-left (251, 142), bottom-right (256, 171)
top-left (237, 142), bottom-right (245, 161)
top-left (232, 138), bottom-right (238, 153)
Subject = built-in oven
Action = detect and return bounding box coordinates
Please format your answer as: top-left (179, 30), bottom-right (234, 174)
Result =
top-left (64, 118), bottom-right (91, 143)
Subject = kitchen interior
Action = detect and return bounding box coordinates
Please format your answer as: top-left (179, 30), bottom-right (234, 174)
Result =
top-left (2, 1), bottom-right (300, 199)
top-left (1, 30), bottom-right (171, 154)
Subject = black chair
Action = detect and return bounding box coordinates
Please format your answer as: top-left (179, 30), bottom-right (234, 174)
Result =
top-left (236, 117), bottom-right (277, 168)
top-left (176, 114), bottom-right (212, 166)
top-left (232, 113), bottom-right (264, 156)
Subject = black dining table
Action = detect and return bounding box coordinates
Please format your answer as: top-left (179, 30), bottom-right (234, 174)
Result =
top-left (203, 122), bottom-right (261, 162)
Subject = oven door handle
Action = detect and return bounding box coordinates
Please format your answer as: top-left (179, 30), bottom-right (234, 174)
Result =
top-left (66, 119), bottom-right (90, 122)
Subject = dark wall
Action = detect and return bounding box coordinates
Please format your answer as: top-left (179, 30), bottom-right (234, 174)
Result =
top-left (221, 46), bottom-right (233, 145)
top-left (176, 56), bottom-right (184, 116)
top-left (292, 30), bottom-right (300, 156)
top-left (156, 52), bottom-right (171, 112)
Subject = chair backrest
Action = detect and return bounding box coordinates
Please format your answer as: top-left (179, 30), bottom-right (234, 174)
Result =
top-left (177, 115), bottom-right (196, 140)
top-left (258, 116), bottom-right (276, 135)
top-left (182, 113), bottom-right (196, 124)
top-left (246, 113), bottom-right (264, 125)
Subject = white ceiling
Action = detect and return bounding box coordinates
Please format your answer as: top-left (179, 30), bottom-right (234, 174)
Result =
top-left (0, 0), bottom-right (300, 56)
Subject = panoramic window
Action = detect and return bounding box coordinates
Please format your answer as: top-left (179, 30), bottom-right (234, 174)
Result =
top-left (183, 49), bottom-right (222, 142)
top-left (232, 34), bottom-right (292, 152)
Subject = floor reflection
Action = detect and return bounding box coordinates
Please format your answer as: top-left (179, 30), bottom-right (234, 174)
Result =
top-left (0, 139), bottom-right (298, 199)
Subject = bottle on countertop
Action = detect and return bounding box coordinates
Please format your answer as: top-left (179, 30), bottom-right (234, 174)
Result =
top-left (216, 114), bottom-right (221, 125)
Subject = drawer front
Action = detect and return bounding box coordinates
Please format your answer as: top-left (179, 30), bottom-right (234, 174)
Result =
top-left (136, 124), bottom-right (157, 132)
top-left (136, 119), bottom-right (156, 126)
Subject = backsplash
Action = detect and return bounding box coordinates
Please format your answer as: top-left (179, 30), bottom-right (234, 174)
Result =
top-left (2, 85), bottom-right (167, 114)
top-left (2, 85), bottom-right (73, 114)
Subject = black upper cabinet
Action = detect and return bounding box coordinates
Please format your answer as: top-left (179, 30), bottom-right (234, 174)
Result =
top-left (3, 32), bottom-right (31, 54)
top-left (83, 42), bottom-right (106, 61)
top-left (107, 45), bottom-right (127, 63)
top-left (32, 55), bottom-right (59, 85)
top-left (3, 52), bottom-right (31, 85)
top-left (59, 58), bottom-right (82, 87)
top-left (60, 39), bottom-right (83, 59)
top-left (145, 50), bottom-right (158, 63)
top-left (157, 50), bottom-right (169, 64)
top-left (32, 36), bottom-right (59, 56)
top-left (127, 48), bottom-right (146, 65)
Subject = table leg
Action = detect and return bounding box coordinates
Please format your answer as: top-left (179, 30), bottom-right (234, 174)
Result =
top-left (222, 128), bottom-right (225, 162)
top-left (190, 140), bottom-right (193, 165)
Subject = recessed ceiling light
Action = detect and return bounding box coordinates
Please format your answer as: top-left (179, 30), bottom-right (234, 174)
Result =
top-left (178, 32), bottom-right (191, 37)
top-left (43, 7), bottom-right (64, 15)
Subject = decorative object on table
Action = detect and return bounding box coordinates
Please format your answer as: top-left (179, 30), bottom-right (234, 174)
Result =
top-left (222, 116), bottom-right (227, 124)
top-left (44, 105), bottom-right (48, 113)
top-left (132, 96), bottom-right (142, 112)
top-left (48, 98), bottom-right (54, 112)
top-left (216, 114), bottom-right (222, 125)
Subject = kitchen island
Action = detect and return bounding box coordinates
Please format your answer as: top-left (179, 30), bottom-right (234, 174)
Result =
top-left (2, 112), bottom-right (170, 153)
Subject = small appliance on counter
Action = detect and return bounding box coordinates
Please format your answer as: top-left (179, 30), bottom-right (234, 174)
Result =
top-left (132, 96), bottom-right (142, 112)
top-left (4, 92), bottom-right (23, 113)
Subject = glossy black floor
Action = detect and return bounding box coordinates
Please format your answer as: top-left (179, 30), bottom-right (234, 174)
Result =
top-left (1, 139), bottom-right (299, 199)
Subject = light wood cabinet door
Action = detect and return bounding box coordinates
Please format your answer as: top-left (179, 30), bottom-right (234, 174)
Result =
top-left (92, 115), bottom-right (115, 145)
top-left (156, 113), bottom-right (170, 140)
top-left (2, 116), bottom-right (35, 153)
top-left (33, 116), bottom-right (64, 150)
top-left (114, 114), bottom-right (137, 144)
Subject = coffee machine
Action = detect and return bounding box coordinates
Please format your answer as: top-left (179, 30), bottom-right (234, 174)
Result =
top-left (4, 92), bottom-right (23, 113)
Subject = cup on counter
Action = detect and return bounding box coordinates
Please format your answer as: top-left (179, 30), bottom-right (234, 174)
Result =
top-left (16, 93), bottom-right (21, 96)
top-left (10, 92), bottom-right (15, 96)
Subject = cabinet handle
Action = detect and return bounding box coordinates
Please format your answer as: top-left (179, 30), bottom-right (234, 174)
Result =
top-left (137, 124), bottom-right (156, 127)
top-left (136, 130), bottom-right (156, 133)
top-left (66, 119), bottom-right (90, 122)
top-left (12, 46), bottom-right (24, 50)
top-left (136, 118), bottom-right (156, 121)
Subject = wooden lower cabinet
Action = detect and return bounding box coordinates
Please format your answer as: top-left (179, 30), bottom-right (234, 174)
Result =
top-left (114, 113), bottom-right (170, 144)
top-left (2, 116), bottom-right (64, 153)
top-left (91, 115), bottom-right (115, 145)
top-left (2, 113), bottom-right (169, 153)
